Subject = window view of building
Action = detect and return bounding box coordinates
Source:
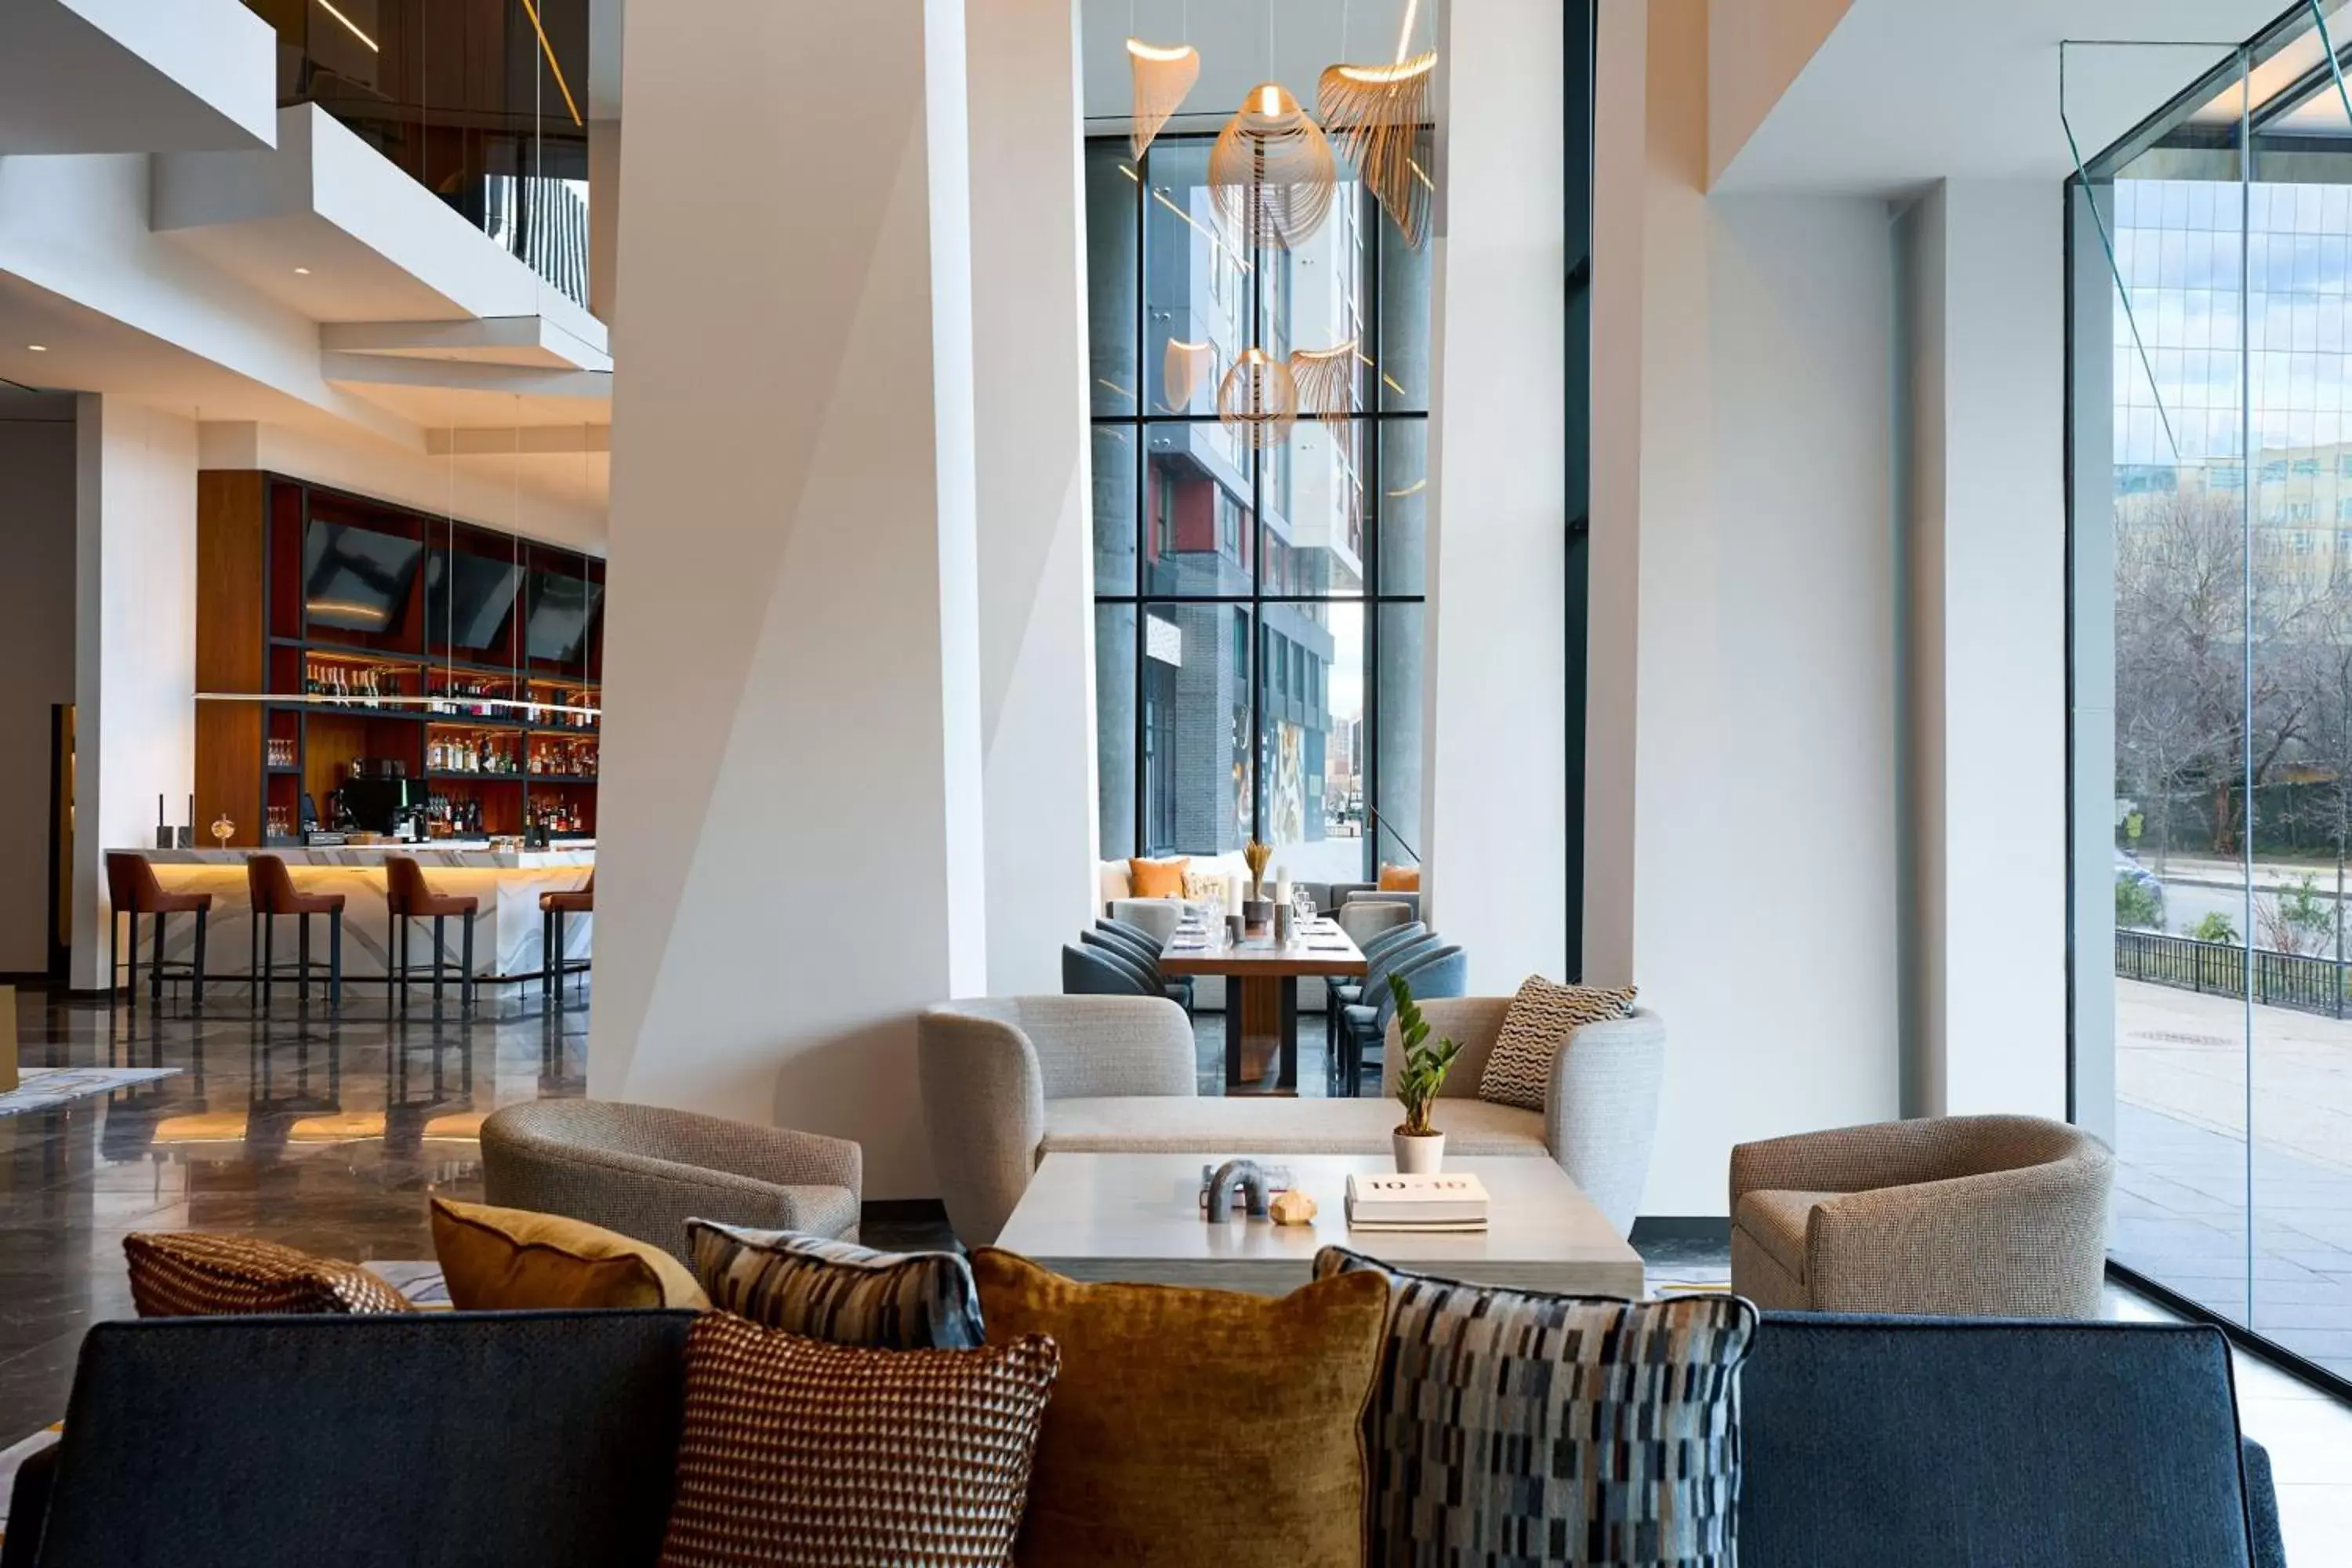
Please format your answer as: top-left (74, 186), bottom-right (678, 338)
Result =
top-left (1088, 132), bottom-right (1428, 883)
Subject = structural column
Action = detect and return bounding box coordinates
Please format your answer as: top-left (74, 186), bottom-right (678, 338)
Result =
top-left (592, 0), bottom-right (985, 1197)
top-left (71, 395), bottom-right (198, 990)
top-left (966, 0), bottom-right (1099, 996)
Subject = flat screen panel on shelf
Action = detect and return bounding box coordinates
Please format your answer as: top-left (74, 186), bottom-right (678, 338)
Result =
top-left (303, 521), bottom-right (423, 633)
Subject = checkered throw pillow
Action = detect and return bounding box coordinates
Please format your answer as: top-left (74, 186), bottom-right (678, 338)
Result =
top-left (1475, 975), bottom-right (1638, 1110)
top-left (1316, 1246), bottom-right (1756, 1566)
top-left (124, 1233), bottom-right (413, 1317)
top-left (660, 1312), bottom-right (1059, 1567)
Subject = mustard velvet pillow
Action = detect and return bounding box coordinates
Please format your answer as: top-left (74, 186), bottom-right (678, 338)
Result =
top-left (430, 1197), bottom-right (710, 1312)
top-left (970, 1248), bottom-right (1389, 1568)
top-left (1127, 855), bottom-right (1191, 899)
top-left (1377, 862), bottom-right (1421, 892)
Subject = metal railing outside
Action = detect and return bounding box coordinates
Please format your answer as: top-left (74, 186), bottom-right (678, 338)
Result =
top-left (2116, 927), bottom-right (2352, 1018)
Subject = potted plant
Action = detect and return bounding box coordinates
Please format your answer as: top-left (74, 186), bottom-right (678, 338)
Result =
top-left (1388, 971), bottom-right (1461, 1174)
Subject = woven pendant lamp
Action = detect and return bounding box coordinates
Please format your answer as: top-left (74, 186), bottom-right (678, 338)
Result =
top-left (1163, 338), bottom-right (1214, 412)
top-left (1288, 341), bottom-right (1361, 418)
top-left (1210, 82), bottom-right (1337, 251)
top-left (1128, 38), bottom-right (1200, 161)
top-left (1318, 52), bottom-right (1437, 245)
top-left (1216, 346), bottom-right (1298, 448)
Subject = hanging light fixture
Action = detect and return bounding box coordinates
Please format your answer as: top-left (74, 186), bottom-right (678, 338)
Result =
top-left (1288, 340), bottom-right (1360, 418)
top-left (1318, 52), bottom-right (1436, 246)
top-left (1210, 82), bottom-right (1337, 251)
top-left (1128, 38), bottom-right (1200, 161)
top-left (1163, 338), bottom-right (1214, 412)
top-left (1216, 346), bottom-right (1298, 448)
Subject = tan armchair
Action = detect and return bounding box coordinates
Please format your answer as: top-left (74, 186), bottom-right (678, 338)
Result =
top-left (1730, 1115), bottom-right (2113, 1317)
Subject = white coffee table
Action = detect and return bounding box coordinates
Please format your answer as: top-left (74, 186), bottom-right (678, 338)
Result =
top-left (994, 1152), bottom-right (1646, 1298)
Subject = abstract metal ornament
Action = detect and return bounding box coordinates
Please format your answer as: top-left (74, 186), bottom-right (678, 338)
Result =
top-left (1289, 340), bottom-right (1360, 418)
top-left (1210, 82), bottom-right (1337, 251)
top-left (1317, 51), bottom-right (1437, 245)
top-left (1128, 38), bottom-right (1200, 161)
top-left (1216, 346), bottom-right (1298, 448)
top-left (1163, 338), bottom-right (1214, 412)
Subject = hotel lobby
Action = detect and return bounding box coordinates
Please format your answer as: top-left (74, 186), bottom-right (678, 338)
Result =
top-left (0, 0), bottom-right (2348, 1561)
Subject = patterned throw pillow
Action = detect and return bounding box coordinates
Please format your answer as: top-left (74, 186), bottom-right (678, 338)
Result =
top-left (1181, 869), bottom-right (1227, 905)
top-left (1476, 974), bottom-right (1639, 1111)
top-left (1316, 1246), bottom-right (1757, 1567)
top-left (659, 1312), bottom-right (1058, 1568)
top-left (684, 1221), bottom-right (984, 1350)
top-left (124, 1232), bottom-right (413, 1317)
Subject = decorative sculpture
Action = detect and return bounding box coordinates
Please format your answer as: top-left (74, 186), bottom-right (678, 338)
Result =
top-left (1210, 82), bottom-right (1336, 251)
top-left (1128, 38), bottom-right (1201, 162)
top-left (1269, 1189), bottom-right (1318, 1226)
top-left (1205, 1158), bottom-right (1272, 1221)
top-left (1317, 52), bottom-right (1437, 246)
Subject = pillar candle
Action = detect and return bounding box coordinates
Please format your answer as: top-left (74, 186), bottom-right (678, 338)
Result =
top-left (1227, 873), bottom-right (1243, 913)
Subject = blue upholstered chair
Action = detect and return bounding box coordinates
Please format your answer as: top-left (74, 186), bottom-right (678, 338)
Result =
top-left (1344, 943), bottom-right (1466, 1092)
top-left (1097, 917), bottom-right (1166, 957)
top-left (1079, 927), bottom-right (1192, 1013)
top-left (1062, 943), bottom-right (1154, 997)
top-left (1088, 923), bottom-right (1162, 971)
top-left (1328, 926), bottom-right (1439, 1084)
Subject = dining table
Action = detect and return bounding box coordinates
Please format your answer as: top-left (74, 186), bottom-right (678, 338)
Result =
top-left (1156, 916), bottom-right (1367, 1094)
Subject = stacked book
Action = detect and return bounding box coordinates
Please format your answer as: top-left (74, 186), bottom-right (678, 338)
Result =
top-left (1344, 1171), bottom-right (1490, 1233)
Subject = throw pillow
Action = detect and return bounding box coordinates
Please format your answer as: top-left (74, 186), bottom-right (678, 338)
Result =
top-left (1377, 862), bottom-right (1421, 892)
top-left (1476, 974), bottom-right (1639, 1111)
top-left (1181, 869), bottom-right (1227, 904)
top-left (659, 1312), bottom-right (1058, 1568)
top-left (429, 1197), bottom-right (709, 1312)
top-left (684, 1221), bottom-right (983, 1349)
top-left (1127, 855), bottom-right (1189, 899)
top-left (123, 1232), bottom-right (413, 1317)
top-left (969, 1247), bottom-right (1388, 1568)
top-left (1316, 1246), bottom-right (1758, 1566)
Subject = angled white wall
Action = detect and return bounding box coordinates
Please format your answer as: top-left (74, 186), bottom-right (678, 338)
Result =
top-left (592, 0), bottom-right (985, 1198)
top-left (967, 0), bottom-right (1099, 996)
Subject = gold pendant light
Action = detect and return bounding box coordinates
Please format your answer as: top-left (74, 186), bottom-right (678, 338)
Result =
top-left (1163, 338), bottom-right (1214, 412)
top-left (1216, 346), bottom-right (1298, 448)
top-left (1288, 340), bottom-right (1361, 418)
top-left (1128, 39), bottom-right (1200, 162)
top-left (1210, 82), bottom-right (1337, 251)
top-left (1318, 52), bottom-right (1437, 245)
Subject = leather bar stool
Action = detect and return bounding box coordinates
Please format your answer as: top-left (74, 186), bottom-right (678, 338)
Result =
top-left (386, 855), bottom-right (477, 1012)
top-left (245, 854), bottom-right (344, 1012)
top-left (538, 873), bottom-right (593, 1006)
top-left (103, 853), bottom-right (212, 1011)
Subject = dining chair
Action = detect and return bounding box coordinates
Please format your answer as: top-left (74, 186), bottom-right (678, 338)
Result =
top-left (1329, 927), bottom-right (1440, 1087)
top-left (1079, 929), bottom-right (1192, 1013)
top-left (1061, 943), bottom-right (1155, 997)
top-left (1347, 944), bottom-right (1467, 1091)
top-left (1087, 923), bottom-right (1162, 971)
top-left (1097, 916), bottom-right (1167, 957)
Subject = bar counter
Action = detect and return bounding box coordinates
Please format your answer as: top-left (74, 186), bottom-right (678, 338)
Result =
top-left (119, 844), bottom-right (592, 985)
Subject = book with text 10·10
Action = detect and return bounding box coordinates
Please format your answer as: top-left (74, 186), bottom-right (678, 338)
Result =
top-left (1345, 1171), bottom-right (1490, 1230)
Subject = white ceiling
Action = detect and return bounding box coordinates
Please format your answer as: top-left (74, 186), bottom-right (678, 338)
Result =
top-left (1715, 0), bottom-right (2296, 195)
top-left (1078, 0), bottom-right (1420, 129)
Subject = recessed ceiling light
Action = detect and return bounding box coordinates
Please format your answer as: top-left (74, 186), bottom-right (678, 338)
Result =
top-left (25, 344), bottom-right (45, 352)
top-left (293, 267), bottom-right (311, 275)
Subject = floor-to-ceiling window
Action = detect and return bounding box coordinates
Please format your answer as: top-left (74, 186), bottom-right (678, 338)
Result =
top-left (1087, 132), bottom-right (1428, 884)
top-left (2070, 2), bottom-right (2352, 1390)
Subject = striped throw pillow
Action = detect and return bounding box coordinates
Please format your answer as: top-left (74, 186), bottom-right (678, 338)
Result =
top-left (1316, 1246), bottom-right (1757, 1566)
top-left (660, 1312), bottom-right (1058, 1568)
top-left (1475, 974), bottom-right (1638, 1110)
top-left (124, 1232), bottom-right (413, 1317)
top-left (685, 1221), bottom-right (984, 1350)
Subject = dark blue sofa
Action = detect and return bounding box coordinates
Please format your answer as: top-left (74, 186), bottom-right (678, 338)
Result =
top-left (0, 1308), bottom-right (2288, 1565)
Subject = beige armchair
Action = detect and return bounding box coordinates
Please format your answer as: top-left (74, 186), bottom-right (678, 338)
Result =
top-left (1729, 1115), bottom-right (2113, 1317)
top-left (481, 1099), bottom-right (863, 1262)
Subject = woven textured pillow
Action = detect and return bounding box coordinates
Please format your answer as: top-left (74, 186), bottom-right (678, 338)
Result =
top-left (659, 1312), bottom-right (1058, 1568)
top-left (1475, 974), bottom-right (1638, 1110)
top-left (1316, 1245), bottom-right (1756, 1567)
top-left (685, 1221), bottom-right (982, 1349)
top-left (124, 1232), bottom-right (413, 1317)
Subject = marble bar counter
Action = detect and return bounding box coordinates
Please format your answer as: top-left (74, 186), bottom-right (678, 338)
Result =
top-left (118, 845), bottom-right (592, 985)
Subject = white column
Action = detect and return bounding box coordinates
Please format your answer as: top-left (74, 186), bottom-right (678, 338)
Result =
top-left (1425, 0), bottom-right (1570, 989)
top-left (71, 395), bottom-right (198, 989)
top-left (1903, 179), bottom-right (2069, 1120)
top-left (967, 0), bottom-right (1098, 996)
top-left (591, 0), bottom-right (986, 1198)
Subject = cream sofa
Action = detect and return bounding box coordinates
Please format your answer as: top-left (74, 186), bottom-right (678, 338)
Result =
top-left (916, 994), bottom-right (1666, 1246)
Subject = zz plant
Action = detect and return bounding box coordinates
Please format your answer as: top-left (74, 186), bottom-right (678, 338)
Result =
top-left (1388, 971), bottom-right (1461, 1138)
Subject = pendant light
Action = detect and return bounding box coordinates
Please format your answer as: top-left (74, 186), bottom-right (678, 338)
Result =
top-left (1317, 52), bottom-right (1436, 245)
top-left (1215, 345), bottom-right (1298, 450)
top-left (1128, 39), bottom-right (1200, 161)
top-left (1210, 80), bottom-right (1337, 252)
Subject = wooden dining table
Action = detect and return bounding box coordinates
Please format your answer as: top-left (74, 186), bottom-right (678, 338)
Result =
top-left (1156, 918), bottom-right (1367, 1094)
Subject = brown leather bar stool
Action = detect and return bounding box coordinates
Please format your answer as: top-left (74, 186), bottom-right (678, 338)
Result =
top-left (386, 855), bottom-right (477, 1012)
top-left (246, 854), bottom-right (343, 1012)
top-left (103, 852), bottom-right (212, 1011)
top-left (539, 872), bottom-right (593, 1005)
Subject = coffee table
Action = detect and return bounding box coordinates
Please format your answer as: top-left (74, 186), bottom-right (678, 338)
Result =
top-left (994, 1152), bottom-right (1646, 1297)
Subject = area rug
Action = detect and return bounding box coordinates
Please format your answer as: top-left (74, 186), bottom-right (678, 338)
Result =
top-left (0, 1067), bottom-right (178, 1116)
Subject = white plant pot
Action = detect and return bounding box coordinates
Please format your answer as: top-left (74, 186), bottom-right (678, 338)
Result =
top-left (1393, 1129), bottom-right (1445, 1174)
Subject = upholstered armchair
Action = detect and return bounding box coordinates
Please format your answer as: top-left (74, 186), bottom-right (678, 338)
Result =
top-left (917, 996), bottom-right (1196, 1244)
top-left (481, 1099), bottom-right (863, 1261)
top-left (1729, 1115), bottom-right (2114, 1316)
top-left (1382, 998), bottom-right (1668, 1237)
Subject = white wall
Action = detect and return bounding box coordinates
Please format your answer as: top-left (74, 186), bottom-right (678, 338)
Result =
top-left (1590, 0), bottom-right (1902, 1216)
top-left (71, 394), bottom-right (198, 989)
top-left (1423, 0), bottom-right (1569, 991)
top-left (592, 0), bottom-right (985, 1199)
top-left (1704, 0), bottom-right (1852, 187)
top-left (0, 401), bottom-right (78, 975)
top-left (969, 0), bottom-right (1100, 997)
